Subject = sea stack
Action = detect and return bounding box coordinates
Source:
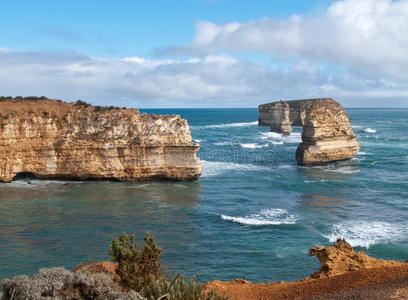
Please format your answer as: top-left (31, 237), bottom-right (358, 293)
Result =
top-left (296, 104), bottom-right (360, 166)
top-left (258, 98), bottom-right (343, 135)
top-left (0, 98), bottom-right (202, 182)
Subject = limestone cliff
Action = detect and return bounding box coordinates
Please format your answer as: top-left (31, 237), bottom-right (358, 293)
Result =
top-left (258, 98), bottom-right (343, 135)
top-left (296, 104), bottom-right (359, 166)
top-left (0, 99), bottom-right (202, 182)
top-left (308, 238), bottom-right (405, 279)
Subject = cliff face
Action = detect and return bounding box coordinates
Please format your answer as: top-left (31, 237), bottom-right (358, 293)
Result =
top-left (0, 99), bottom-right (202, 182)
top-left (258, 98), bottom-right (343, 135)
top-left (295, 104), bottom-right (359, 166)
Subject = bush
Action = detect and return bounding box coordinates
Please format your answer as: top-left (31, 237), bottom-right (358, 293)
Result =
top-left (109, 233), bottom-right (228, 300)
top-left (109, 233), bottom-right (162, 292)
top-left (143, 275), bottom-right (227, 300)
top-left (1, 267), bottom-right (144, 300)
top-left (75, 99), bottom-right (90, 107)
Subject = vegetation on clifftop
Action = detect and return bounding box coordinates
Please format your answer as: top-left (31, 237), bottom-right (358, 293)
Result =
top-left (109, 233), bottom-right (228, 300)
top-left (1, 233), bottom-right (228, 300)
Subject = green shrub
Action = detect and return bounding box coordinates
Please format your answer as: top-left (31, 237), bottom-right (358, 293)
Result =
top-left (142, 274), bottom-right (227, 300)
top-left (109, 233), bottom-right (228, 300)
top-left (109, 233), bottom-right (162, 292)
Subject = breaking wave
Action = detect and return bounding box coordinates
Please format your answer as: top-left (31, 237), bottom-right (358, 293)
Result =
top-left (364, 128), bottom-right (377, 133)
top-left (240, 143), bottom-right (268, 149)
top-left (200, 121), bottom-right (258, 129)
top-left (201, 160), bottom-right (269, 177)
top-left (310, 164), bottom-right (360, 174)
top-left (323, 220), bottom-right (408, 248)
top-left (213, 141), bottom-right (232, 146)
top-left (221, 208), bottom-right (296, 226)
top-left (259, 132), bottom-right (302, 144)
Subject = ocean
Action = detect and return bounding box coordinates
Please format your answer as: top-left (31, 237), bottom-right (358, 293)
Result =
top-left (1, 108), bottom-right (408, 283)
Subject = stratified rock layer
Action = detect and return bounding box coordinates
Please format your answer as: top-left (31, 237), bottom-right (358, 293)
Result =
top-left (296, 104), bottom-right (360, 166)
top-left (308, 238), bottom-right (404, 279)
top-left (0, 99), bottom-right (201, 182)
top-left (258, 98), bottom-right (343, 135)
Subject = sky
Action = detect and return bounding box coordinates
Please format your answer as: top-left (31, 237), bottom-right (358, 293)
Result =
top-left (0, 0), bottom-right (407, 108)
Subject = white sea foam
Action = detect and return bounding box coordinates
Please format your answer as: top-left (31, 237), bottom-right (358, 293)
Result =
top-left (278, 164), bottom-right (295, 169)
top-left (221, 208), bottom-right (296, 226)
top-left (260, 132), bottom-right (301, 144)
top-left (364, 128), bottom-right (377, 133)
top-left (311, 165), bottom-right (360, 174)
top-left (335, 167), bottom-right (360, 174)
top-left (193, 139), bottom-right (204, 143)
top-left (240, 143), bottom-right (268, 149)
top-left (357, 152), bottom-right (368, 155)
top-left (323, 221), bottom-right (407, 248)
top-left (213, 141), bottom-right (231, 146)
top-left (304, 179), bottom-right (329, 183)
top-left (201, 160), bottom-right (269, 177)
top-left (203, 121), bottom-right (258, 129)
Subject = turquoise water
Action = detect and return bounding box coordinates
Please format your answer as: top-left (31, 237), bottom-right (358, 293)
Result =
top-left (1, 108), bottom-right (408, 282)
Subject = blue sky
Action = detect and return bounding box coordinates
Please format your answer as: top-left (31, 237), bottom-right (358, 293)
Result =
top-left (0, 0), bottom-right (332, 57)
top-left (0, 0), bottom-right (407, 107)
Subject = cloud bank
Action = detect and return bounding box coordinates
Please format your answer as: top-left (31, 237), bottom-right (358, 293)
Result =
top-left (1, 0), bottom-right (408, 107)
top-left (163, 0), bottom-right (408, 82)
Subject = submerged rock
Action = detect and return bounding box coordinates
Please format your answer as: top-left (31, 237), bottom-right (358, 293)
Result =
top-left (258, 98), bottom-right (343, 135)
top-left (308, 238), bottom-right (404, 279)
top-left (296, 104), bottom-right (360, 166)
top-left (0, 99), bottom-right (201, 182)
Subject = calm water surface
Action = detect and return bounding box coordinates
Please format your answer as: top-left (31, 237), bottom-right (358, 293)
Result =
top-left (1, 108), bottom-right (408, 282)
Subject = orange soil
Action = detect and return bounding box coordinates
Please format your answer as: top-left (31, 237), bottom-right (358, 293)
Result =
top-left (206, 265), bottom-right (408, 300)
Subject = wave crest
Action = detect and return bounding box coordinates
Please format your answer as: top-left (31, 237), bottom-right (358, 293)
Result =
top-left (364, 128), bottom-right (377, 133)
top-left (201, 160), bottom-right (269, 177)
top-left (260, 132), bottom-right (301, 144)
top-left (323, 221), bottom-right (407, 248)
top-left (221, 208), bottom-right (296, 226)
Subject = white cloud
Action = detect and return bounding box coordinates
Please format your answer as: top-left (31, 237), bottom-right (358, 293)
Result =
top-left (1, 0), bottom-right (408, 107)
top-left (162, 0), bottom-right (408, 82)
top-left (0, 47), bottom-right (407, 107)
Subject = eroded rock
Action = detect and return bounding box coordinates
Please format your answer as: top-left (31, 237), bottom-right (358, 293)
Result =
top-left (296, 104), bottom-right (360, 165)
top-left (0, 99), bottom-right (202, 182)
top-left (258, 98), bottom-right (343, 135)
top-left (308, 238), bottom-right (404, 279)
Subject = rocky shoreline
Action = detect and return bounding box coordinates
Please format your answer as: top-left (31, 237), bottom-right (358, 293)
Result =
top-left (206, 239), bottom-right (407, 299)
top-left (2, 239), bottom-right (407, 300)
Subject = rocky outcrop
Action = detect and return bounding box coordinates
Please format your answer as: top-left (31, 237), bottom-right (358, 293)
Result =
top-left (206, 239), bottom-right (408, 300)
top-left (258, 98), bottom-right (343, 135)
top-left (258, 101), bottom-right (292, 135)
top-left (308, 238), bottom-right (405, 279)
top-left (0, 99), bottom-right (201, 182)
top-left (296, 104), bottom-right (359, 166)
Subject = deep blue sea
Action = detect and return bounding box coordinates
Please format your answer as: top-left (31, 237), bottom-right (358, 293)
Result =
top-left (1, 108), bottom-right (408, 283)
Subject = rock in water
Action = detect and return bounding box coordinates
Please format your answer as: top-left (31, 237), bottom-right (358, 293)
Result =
top-left (258, 98), bottom-right (343, 135)
top-left (258, 101), bottom-right (292, 136)
top-left (0, 99), bottom-right (202, 182)
top-left (296, 104), bottom-right (360, 166)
